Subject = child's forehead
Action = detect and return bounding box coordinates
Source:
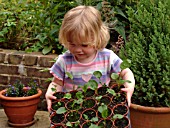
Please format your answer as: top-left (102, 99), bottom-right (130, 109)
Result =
top-left (67, 31), bottom-right (93, 44)
top-left (68, 38), bottom-right (91, 45)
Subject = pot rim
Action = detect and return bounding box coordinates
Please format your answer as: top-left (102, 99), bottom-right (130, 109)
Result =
top-left (130, 103), bottom-right (170, 113)
top-left (0, 88), bottom-right (42, 101)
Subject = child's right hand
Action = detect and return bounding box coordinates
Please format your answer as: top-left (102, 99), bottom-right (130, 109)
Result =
top-left (45, 82), bottom-right (57, 112)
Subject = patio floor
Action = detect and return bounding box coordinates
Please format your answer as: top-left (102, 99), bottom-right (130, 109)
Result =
top-left (0, 109), bottom-right (50, 128)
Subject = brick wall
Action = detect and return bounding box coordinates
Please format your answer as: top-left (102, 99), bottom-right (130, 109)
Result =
top-left (0, 49), bottom-right (58, 110)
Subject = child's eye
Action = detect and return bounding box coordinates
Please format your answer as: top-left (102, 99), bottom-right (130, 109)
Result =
top-left (81, 44), bottom-right (88, 47)
top-left (69, 43), bottom-right (75, 46)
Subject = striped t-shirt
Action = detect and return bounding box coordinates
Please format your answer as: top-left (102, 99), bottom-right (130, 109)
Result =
top-left (50, 48), bottom-right (122, 92)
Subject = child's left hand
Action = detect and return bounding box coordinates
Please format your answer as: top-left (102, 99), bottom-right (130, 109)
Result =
top-left (121, 85), bottom-right (134, 107)
top-left (120, 68), bottom-right (135, 107)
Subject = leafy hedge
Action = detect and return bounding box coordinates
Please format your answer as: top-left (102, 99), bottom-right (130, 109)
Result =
top-left (120, 0), bottom-right (170, 107)
top-left (0, 0), bottom-right (139, 54)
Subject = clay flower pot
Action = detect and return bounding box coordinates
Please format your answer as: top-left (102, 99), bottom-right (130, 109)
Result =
top-left (50, 112), bottom-right (66, 126)
top-left (98, 118), bottom-right (113, 128)
top-left (51, 101), bottom-right (66, 112)
top-left (114, 116), bottom-right (130, 128)
top-left (130, 103), bottom-right (170, 128)
top-left (113, 104), bottom-right (128, 116)
top-left (83, 88), bottom-right (95, 98)
top-left (53, 91), bottom-right (65, 100)
top-left (82, 98), bottom-right (97, 109)
top-left (97, 86), bottom-right (109, 96)
top-left (66, 110), bottom-right (81, 123)
top-left (82, 108), bottom-right (97, 121)
top-left (0, 89), bottom-right (42, 127)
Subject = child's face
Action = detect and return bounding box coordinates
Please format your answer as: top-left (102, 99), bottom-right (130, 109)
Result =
top-left (68, 42), bottom-right (97, 63)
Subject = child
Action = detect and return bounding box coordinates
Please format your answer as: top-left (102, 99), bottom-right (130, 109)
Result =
top-left (45, 5), bottom-right (135, 116)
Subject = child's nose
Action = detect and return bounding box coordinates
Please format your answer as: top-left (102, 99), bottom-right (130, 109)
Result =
top-left (74, 46), bottom-right (82, 53)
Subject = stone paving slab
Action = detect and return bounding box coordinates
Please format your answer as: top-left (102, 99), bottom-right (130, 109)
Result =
top-left (0, 109), bottom-right (50, 128)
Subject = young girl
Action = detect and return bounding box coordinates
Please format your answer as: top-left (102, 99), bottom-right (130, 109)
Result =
top-left (45, 5), bottom-right (135, 116)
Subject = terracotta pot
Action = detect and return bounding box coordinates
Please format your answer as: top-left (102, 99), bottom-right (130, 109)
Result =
top-left (113, 116), bottom-right (130, 128)
top-left (98, 118), bottom-right (114, 128)
top-left (113, 104), bottom-right (128, 116)
top-left (97, 86), bottom-right (109, 96)
top-left (97, 107), bottom-right (113, 120)
top-left (83, 88), bottom-right (95, 98)
top-left (82, 97), bottom-right (97, 109)
top-left (50, 112), bottom-right (66, 126)
top-left (66, 110), bottom-right (81, 123)
top-left (82, 108), bottom-right (97, 122)
top-left (51, 123), bottom-right (65, 128)
top-left (130, 103), bottom-right (170, 128)
top-left (0, 89), bottom-right (42, 127)
top-left (65, 99), bottom-right (82, 111)
top-left (53, 91), bottom-right (65, 100)
top-left (51, 100), bottom-right (65, 112)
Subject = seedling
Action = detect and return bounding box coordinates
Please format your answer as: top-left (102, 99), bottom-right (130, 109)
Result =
top-left (111, 59), bottom-right (131, 90)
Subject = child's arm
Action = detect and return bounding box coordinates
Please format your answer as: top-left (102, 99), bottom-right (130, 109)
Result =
top-left (120, 68), bottom-right (135, 107)
top-left (45, 77), bottom-right (63, 112)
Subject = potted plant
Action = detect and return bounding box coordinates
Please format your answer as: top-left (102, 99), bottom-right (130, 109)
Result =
top-left (49, 58), bottom-right (132, 127)
top-left (0, 79), bottom-right (42, 127)
top-left (119, 0), bottom-right (170, 127)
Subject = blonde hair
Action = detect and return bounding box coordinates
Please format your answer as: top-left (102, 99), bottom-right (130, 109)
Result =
top-left (59, 5), bottom-right (110, 50)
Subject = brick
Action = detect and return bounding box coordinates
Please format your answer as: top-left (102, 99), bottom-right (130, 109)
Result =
top-left (8, 53), bottom-right (23, 65)
top-left (0, 75), bottom-right (8, 85)
top-left (26, 67), bottom-right (52, 78)
top-left (0, 52), bottom-right (5, 63)
top-left (0, 64), bottom-right (19, 75)
top-left (38, 54), bottom-right (56, 67)
top-left (0, 84), bottom-right (8, 91)
top-left (24, 55), bottom-right (38, 66)
top-left (9, 76), bottom-right (39, 86)
top-left (40, 79), bottom-right (51, 89)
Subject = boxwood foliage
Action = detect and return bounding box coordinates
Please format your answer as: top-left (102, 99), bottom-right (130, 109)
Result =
top-left (119, 0), bottom-right (170, 107)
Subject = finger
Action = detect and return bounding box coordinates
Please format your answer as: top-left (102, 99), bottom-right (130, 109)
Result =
top-left (121, 88), bottom-right (131, 107)
top-left (47, 99), bottom-right (52, 112)
top-left (121, 87), bottom-right (128, 92)
top-left (127, 92), bottom-right (131, 107)
top-left (49, 95), bottom-right (57, 100)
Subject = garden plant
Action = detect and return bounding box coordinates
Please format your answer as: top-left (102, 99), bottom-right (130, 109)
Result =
top-left (50, 59), bottom-right (131, 128)
top-left (119, 0), bottom-right (170, 127)
top-left (0, 79), bottom-right (42, 127)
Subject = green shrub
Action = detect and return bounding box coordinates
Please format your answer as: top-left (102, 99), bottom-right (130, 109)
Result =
top-left (120, 0), bottom-right (170, 107)
top-left (0, 0), bottom-right (76, 54)
top-left (0, 0), bottom-right (139, 54)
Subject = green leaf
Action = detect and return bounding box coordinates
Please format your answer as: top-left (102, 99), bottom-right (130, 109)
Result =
top-left (113, 114), bottom-right (124, 119)
top-left (93, 71), bottom-right (102, 79)
top-left (51, 87), bottom-right (56, 92)
top-left (114, 25), bottom-right (126, 42)
top-left (76, 91), bottom-right (84, 99)
top-left (66, 72), bottom-right (73, 80)
top-left (107, 89), bottom-right (116, 96)
top-left (64, 93), bottom-right (71, 99)
top-left (66, 122), bottom-right (72, 127)
top-left (91, 117), bottom-right (98, 122)
top-left (120, 59), bottom-right (131, 70)
top-left (98, 104), bottom-right (107, 114)
top-left (111, 73), bottom-right (119, 80)
top-left (89, 123), bottom-right (100, 128)
top-left (56, 107), bottom-right (66, 114)
top-left (42, 45), bottom-right (52, 55)
top-left (82, 84), bottom-right (88, 92)
top-left (87, 80), bottom-right (98, 90)
top-left (115, 7), bottom-right (127, 19)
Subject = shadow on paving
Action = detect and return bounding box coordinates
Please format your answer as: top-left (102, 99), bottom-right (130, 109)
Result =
top-left (0, 109), bottom-right (50, 128)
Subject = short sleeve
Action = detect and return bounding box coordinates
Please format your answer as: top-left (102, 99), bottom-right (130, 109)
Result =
top-left (110, 51), bottom-right (122, 73)
top-left (50, 55), bottom-right (66, 81)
